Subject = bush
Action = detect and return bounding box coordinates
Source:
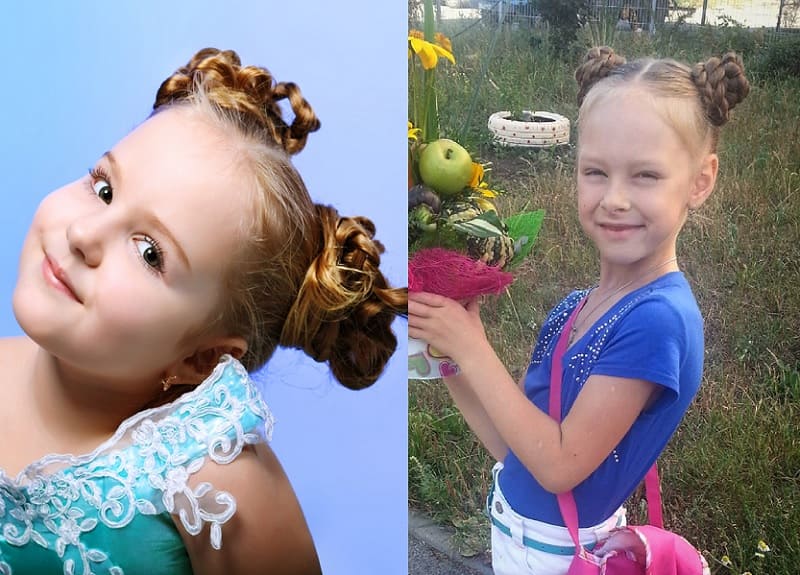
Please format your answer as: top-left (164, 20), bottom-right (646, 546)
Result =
top-left (751, 33), bottom-right (800, 80)
top-left (535, 0), bottom-right (591, 56)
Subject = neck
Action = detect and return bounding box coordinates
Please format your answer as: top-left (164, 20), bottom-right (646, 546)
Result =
top-left (568, 255), bottom-right (680, 346)
top-left (27, 346), bottom-right (163, 441)
top-left (596, 255), bottom-right (679, 293)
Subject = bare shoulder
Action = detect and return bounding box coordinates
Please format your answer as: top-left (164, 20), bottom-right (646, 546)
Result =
top-left (0, 336), bottom-right (34, 362)
top-left (176, 442), bottom-right (322, 575)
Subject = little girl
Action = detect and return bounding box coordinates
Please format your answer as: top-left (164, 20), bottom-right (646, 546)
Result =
top-left (0, 48), bottom-right (406, 574)
top-left (409, 46), bottom-right (749, 574)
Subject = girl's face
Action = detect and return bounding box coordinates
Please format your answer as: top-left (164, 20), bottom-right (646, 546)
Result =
top-left (13, 107), bottom-right (252, 386)
top-left (576, 91), bottom-right (716, 275)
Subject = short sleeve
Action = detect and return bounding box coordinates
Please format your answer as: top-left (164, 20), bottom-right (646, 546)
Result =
top-left (589, 296), bottom-right (688, 408)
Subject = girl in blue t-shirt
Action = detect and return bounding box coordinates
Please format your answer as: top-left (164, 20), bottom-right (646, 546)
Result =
top-left (409, 46), bottom-right (749, 574)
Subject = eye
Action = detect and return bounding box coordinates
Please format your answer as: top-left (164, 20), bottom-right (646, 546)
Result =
top-left (88, 168), bottom-right (113, 204)
top-left (134, 236), bottom-right (165, 273)
top-left (584, 168), bottom-right (606, 177)
top-left (637, 171), bottom-right (660, 180)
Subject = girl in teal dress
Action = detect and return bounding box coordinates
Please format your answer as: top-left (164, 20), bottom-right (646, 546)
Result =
top-left (0, 48), bottom-right (407, 574)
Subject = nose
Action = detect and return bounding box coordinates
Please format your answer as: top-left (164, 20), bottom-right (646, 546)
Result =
top-left (599, 178), bottom-right (630, 212)
top-left (66, 211), bottom-right (111, 267)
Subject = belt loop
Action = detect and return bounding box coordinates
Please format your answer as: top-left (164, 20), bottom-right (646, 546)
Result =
top-left (492, 464), bottom-right (525, 548)
top-left (492, 461), bottom-right (502, 483)
top-left (509, 506), bottom-right (524, 548)
top-left (487, 462), bottom-right (501, 518)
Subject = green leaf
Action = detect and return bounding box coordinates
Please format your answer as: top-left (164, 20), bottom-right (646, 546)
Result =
top-left (423, 69), bottom-right (439, 141)
top-left (451, 213), bottom-right (504, 238)
top-left (477, 209), bottom-right (506, 230)
top-left (503, 209), bottom-right (545, 269)
top-left (423, 0), bottom-right (435, 41)
top-left (421, 0), bottom-right (439, 141)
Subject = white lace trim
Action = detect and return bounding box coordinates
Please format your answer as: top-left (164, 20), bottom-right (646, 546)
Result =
top-left (0, 356), bottom-right (274, 574)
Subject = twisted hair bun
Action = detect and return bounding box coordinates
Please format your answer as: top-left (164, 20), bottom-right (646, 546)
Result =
top-left (279, 205), bottom-right (407, 390)
top-left (691, 52), bottom-right (750, 127)
top-left (153, 47), bottom-right (320, 155)
top-left (575, 46), bottom-right (627, 106)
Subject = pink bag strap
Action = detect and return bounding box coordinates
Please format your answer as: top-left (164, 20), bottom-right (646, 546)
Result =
top-left (549, 297), bottom-right (664, 549)
top-left (644, 462), bottom-right (663, 528)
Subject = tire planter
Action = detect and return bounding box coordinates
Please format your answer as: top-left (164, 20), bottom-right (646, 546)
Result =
top-left (488, 110), bottom-right (570, 148)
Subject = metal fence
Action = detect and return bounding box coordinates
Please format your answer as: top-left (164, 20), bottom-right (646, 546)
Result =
top-left (427, 0), bottom-right (800, 32)
top-left (586, 0), bottom-right (799, 30)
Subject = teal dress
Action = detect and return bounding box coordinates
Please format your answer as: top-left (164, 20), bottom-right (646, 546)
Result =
top-left (0, 356), bottom-right (274, 574)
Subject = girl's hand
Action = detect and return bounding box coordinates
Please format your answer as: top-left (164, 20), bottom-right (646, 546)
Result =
top-left (408, 291), bottom-right (490, 365)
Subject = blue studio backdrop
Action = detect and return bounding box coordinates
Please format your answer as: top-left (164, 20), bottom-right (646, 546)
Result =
top-left (0, 2), bottom-right (407, 574)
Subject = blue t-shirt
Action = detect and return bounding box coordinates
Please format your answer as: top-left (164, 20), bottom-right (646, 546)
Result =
top-left (498, 272), bottom-right (704, 527)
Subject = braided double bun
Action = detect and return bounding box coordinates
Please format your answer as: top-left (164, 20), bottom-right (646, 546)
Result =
top-left (575, 46), bottom-right (627, 107)
top-left (575, 46), bottom-right (750, 155)
top-left (280, 206), bottom-right (407, 390)
top-left (691, 52), bottom-right (750, 127)
top-left (154, 47), bottom-right (320, 155)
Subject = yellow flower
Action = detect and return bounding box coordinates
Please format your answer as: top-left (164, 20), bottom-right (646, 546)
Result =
top-left (474, 197), bottom-right (497, 213)
top-left (757, 540), bottom-right (770, 553)
top-left (408, 121), bottom-right (421, 141)
top-left (409, 29), bottom-right (424, 40)
top-left (434, 32), bottom-right (452, 53)
top-left (409, 35), bottom-right (455, 70)
top-left (468, 162), bottom-right (484, 188)
top-left (720, 555), bottom-right (733, 568)
top-left (477, 185), bottom-right (498, 198)
top-left (468, 162), bottom-right (499, 198)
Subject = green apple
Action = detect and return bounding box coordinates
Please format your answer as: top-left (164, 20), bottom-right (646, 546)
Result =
top-left (418, 138), bottom-right (473, 196)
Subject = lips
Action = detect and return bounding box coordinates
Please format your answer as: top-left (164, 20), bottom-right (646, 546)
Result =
top-left (42, 254), bottom-right (82, 303)
top-left (598, 222), bottom-right (643, 232)
top-left (598, 222), bottom-right (641, 231)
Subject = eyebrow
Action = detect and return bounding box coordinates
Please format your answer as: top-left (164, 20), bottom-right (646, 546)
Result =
top-left (102, 150), bottom-right (192, 272)
top-left (578, 154), bottom-right (663, 168)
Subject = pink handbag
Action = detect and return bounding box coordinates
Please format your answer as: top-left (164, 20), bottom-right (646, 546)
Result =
top-left (549, 300), bottom-right (710, 575)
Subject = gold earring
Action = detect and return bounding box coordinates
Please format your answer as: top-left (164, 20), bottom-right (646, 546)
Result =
top-left (162, 375), bottom-right (178, 392)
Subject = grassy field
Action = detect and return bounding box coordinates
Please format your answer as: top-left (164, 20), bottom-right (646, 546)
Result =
top-left (408, 18), bottom-right (800, 574)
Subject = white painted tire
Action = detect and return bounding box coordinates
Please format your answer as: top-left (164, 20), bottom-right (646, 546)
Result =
top-left (488, 110), bottom-right (570, 147)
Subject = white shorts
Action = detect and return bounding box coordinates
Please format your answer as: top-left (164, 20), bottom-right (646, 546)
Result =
top-left (488, 462), bottom-right (626, 575)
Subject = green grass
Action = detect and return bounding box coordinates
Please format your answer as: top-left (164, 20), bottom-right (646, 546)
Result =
top-left (409, 19), bottom-right (800, 573)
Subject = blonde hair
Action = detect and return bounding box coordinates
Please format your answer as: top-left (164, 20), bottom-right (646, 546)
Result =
top-left (153, 48), bottom-right (407, 390)
top-left (575, 46), bottom-right (750, 157)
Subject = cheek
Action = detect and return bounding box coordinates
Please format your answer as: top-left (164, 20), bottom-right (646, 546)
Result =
top-left (21, 197), bottom-right (56, 248)
top-left (93, 274), bottom-right (188, 338)
top-left (576, 191), bottom-right (594, 218)
top-left (93, 268), bottom-right (220, 348)
top-left (22, 183), bottom-right (90, 251)
top-left (35, 181), bottom-right (87, 221)
top-left (650, 188), bottom-right (688, 217)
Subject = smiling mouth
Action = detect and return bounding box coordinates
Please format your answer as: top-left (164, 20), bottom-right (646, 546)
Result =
top-left (43, 255), bottom-right (82, 303)
top-left (599, 223), bottom-right (642, 232)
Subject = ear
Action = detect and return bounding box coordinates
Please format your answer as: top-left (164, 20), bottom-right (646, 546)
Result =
top-left (688, 153), bottom-right (718, 210)
top-left (166, 336), bottom-right (249, 386)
